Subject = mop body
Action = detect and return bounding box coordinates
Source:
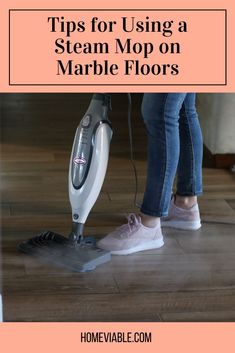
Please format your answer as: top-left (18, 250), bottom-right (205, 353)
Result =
top-left (18, 231), bottom-right (110, 272)
top-left (18, 94), bottom-right (112, 272)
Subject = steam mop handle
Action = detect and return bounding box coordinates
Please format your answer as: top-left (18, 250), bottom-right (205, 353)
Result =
top-left (93, 93), bottom-right (112, 111)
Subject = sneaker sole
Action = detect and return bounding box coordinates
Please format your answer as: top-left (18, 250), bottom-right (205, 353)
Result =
top-left (161, 220), bottom-right (201, 230)
top-left (110, 237), bottom-right (164, 256)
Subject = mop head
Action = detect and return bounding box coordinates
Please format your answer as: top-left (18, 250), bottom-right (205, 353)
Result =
top-left (18, 231), bottom-right (111, 272)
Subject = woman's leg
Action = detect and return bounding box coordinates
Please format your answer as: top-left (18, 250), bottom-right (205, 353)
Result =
top-left (176, 93), bottom-right (203, 203)
top-left (140, 93), bottom-right (187, 218)
top-left (161, 93), bottom-right (203, 230)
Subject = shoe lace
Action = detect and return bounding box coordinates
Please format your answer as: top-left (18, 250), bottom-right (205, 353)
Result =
top-left (117, 213), bottom-right (141, 238)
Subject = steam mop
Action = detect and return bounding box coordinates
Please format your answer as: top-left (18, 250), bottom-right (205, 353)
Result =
top-left (18, 93), bottom-right (113, 272)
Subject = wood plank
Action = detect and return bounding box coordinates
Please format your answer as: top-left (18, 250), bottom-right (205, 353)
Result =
top-left (0, 204), bottom-right (11, 216)
top-left (161, 311), bottom-right (235, 322)
top-left (199, 199), bottom-right (235, 217)
top-left (3, 290), bottom-right (235, 322)
top-left (9, 202), bottom-right (71, 216)
top-left (167, 223), bottom-right (235, 254)
top-left (3, 273), bottom-right (119, 295)
top-left (114, 269), bottom-right (235, 293)
top-left (1, 152), bottom-right (55, 162)
top-left (99, 252), bottom-right (235, 274)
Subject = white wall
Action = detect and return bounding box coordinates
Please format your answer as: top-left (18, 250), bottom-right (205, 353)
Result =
top-left (197, 93), bottom-right (235, 154)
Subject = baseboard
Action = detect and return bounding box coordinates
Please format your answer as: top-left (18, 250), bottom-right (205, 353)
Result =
top-left (214, 154), bottom-right (235, 168)
top-left (203, 145), bottom-right (216, 168)
top-left (203, 145), bottom-right (235, 168)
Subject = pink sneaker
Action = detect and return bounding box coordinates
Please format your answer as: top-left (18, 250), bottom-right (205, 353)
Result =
top-left (97, 213), bottom-right (164, 255)
top-left (161, 198), bottom-right (201, 230)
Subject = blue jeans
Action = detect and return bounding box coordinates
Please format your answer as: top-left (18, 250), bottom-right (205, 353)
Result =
top-left (140, 93), bottom-right (203, 217)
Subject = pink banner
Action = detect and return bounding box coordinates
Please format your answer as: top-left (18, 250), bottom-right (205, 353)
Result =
top-left (0, 0), bottom-right (234, 92)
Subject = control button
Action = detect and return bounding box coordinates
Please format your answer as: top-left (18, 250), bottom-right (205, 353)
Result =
top-left (82, 115), bottom-right (91, 127)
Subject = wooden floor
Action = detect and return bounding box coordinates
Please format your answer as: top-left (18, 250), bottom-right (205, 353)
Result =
top-left (1, 93), bottom-right (235, 322)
